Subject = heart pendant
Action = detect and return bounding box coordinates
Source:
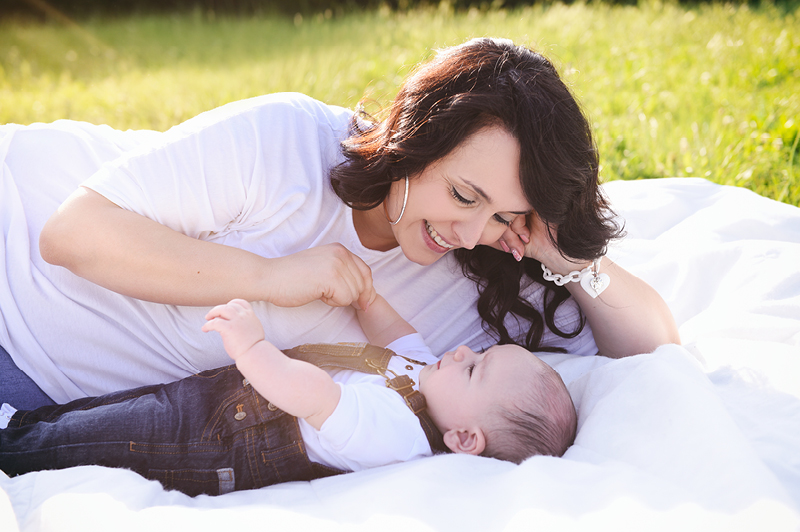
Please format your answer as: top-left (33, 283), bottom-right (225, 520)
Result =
top-left (580, 272), bottom-right (610, 299)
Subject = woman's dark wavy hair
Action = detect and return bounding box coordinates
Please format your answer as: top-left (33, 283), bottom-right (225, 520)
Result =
top-left (330, 37), bottom-right (622, 351)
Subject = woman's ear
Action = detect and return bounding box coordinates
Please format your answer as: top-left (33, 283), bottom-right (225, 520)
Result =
top-left (443, 428), bottom-right (486, 456)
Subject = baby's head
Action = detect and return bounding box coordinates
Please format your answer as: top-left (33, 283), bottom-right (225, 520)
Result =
top-left (419, 343), bottom-right (576, 462)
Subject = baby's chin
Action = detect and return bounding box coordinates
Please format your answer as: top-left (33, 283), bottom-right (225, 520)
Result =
top-left (417, 363), bottom-right (432, 391)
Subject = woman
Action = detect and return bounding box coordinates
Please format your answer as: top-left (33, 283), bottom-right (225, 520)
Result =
top-left (1, 38), bottom-right (679, 409)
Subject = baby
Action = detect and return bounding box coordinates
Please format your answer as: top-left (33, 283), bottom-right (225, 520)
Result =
top-left (0, 295), bottom-right (576, 496)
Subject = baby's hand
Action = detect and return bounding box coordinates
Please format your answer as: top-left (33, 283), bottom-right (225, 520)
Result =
top-left (202, 299), bottom-right (265, 361)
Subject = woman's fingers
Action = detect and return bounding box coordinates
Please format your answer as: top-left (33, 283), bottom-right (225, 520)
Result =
top-left (355, 282), bottom-right (377, 311)
top-left (320, 249), bottom-right (376, 309)
top-left (495, 215), bottom-right (536, 262)
top-left (510, 215), bottom-right (531, 244)
top-left (491, 213), bottom-right (566, 266)
top-left (267, 244), bottom-right (375, 309)
top-left (347, 253), bottom-right (376, 310)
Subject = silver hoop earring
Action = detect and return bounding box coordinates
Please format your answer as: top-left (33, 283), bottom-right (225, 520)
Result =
top-left (388, 175), bottom-right (409, 226)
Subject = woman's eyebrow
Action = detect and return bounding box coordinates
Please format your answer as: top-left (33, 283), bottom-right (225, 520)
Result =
top-left (461, 179), bottom-right (531, 215)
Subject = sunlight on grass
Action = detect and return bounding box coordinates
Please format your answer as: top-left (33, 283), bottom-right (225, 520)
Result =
top-left (1, 2), bottom-right (798, 205)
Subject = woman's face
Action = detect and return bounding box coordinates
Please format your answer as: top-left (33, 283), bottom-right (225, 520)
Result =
top-left (386, 125), bottom-right (532, 266)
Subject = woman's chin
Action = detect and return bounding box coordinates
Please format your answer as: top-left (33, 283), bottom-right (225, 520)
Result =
top-left (401, 246), bottom-right (450, 266)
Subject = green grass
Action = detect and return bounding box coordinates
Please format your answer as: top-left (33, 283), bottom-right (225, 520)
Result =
top-left (1, 2), bottom-right (799, 205)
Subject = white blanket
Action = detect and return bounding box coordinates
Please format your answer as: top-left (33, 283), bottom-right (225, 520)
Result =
top-left (2, 177), bottom-right (799, 532)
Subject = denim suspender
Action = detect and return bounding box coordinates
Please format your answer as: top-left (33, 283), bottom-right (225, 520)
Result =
top-left (283, 342), bottom-right (449, 455)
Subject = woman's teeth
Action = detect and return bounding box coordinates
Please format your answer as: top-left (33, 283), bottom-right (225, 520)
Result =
top-left (426, 221), bottom-right (454, 249)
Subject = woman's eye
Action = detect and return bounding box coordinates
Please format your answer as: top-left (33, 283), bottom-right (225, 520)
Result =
top-left (468, 364), bottom-right (476, 376)
top-left (493, 214), bottom-right (512, 226)
top-left (451, 187), bottom-right (474, 205)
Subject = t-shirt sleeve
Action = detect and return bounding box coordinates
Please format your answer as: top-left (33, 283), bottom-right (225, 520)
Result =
top-left (81, 93), bottom-right (349, 242)
top-left (386, 333), bottom-right (440, 363)
top-left (315, 382), bottom-right (432, 472)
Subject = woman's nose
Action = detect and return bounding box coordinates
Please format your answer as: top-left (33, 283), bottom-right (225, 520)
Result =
top-left (456, 216), bottom-right (495, 250)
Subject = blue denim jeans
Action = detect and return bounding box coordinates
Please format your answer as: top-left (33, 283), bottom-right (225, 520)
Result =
top-left (0, 344), bottom-right (55, 410)
top-left (0, 365), bottom-right (342, 496)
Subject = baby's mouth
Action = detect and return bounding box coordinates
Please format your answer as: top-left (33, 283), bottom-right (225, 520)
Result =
top-left (425, 221), bottom-right (454, 249)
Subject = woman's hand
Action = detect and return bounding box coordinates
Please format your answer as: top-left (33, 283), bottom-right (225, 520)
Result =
top-left (491, 212), bottom-right (680, 358)
top-left (498, 213), bottom-right (591, 274)
top-left (202, 299), bottom-right (265, 360)
top-left (265, 243), bottom-right (377, 310)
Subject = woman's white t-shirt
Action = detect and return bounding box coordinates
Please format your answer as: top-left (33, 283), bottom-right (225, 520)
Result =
top-left (0, 93), bottom-right (596, 403)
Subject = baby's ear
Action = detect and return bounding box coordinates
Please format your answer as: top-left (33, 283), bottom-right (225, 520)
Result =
top-left (443, 428), bottom-right (486, 456)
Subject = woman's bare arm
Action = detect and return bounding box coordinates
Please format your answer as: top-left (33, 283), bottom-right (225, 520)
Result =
top-left (562, 257), bottom-right (680, 358)
top-left (502, 215), bottom-right (680, 359)
top-left (40, 187), bottom-right (375, 309)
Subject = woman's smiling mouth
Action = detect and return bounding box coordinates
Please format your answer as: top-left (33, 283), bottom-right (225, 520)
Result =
top-left (425, 221), bottom-right (454, 250)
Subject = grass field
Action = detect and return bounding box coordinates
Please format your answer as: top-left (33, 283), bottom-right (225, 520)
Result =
top-left (1, 2), bottom-right (799, 205)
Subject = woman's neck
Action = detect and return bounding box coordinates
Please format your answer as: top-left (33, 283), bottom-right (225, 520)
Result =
top-left (352, 204), bottom-right (399, 252)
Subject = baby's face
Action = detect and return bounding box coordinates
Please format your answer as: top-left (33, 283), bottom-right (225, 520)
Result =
top-left (419, 343), bottom-right (543, 434)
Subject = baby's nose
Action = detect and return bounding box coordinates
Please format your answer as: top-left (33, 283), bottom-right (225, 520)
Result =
top-left (452, 345), bottom-right (475, 363)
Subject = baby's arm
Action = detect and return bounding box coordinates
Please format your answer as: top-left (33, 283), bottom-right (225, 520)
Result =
top-left (202, 299), bottom-right (340, 430)
top-left (356, 294), bottom-right (416, 348)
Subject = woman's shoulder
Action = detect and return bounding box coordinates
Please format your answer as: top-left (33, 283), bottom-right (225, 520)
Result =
top-left (169, 92), bottom-right (354, 137)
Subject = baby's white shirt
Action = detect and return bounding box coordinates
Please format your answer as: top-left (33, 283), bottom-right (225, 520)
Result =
top-left (299, 333), bottom-right (438, 472)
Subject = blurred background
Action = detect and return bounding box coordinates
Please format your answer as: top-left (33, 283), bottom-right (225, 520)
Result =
top-left (1, 0), bottom-right (798, 205)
